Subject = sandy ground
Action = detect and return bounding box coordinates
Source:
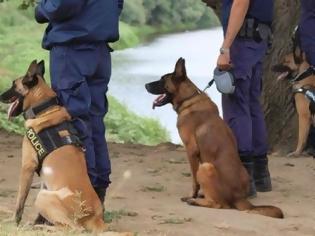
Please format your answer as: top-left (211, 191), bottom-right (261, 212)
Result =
top-left (0, 130), bottom-right (315, 236)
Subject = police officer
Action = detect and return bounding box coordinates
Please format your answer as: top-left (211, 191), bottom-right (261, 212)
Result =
top-left (35, 0), bottom-right (124, 204)
top-left (217, 0), bottom-right (273, 197)
top-left (299, 0), bottom-right (315, 67)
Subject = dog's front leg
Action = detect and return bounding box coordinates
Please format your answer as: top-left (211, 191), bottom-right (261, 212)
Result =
top-left (14, 139), bottom-right (38, 225)
top-left (25, 107), bottom-right (71, 133)
top-left (289, 94), bottom-right (311, 157)
top-left (181, 143), bottom-right (200, 202)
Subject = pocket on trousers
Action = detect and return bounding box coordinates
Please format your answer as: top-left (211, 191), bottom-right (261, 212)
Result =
top-left (57, 79), bottom-right (91, 117)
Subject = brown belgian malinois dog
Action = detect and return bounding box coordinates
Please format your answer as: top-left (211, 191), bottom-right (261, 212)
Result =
top-left (272, 39), bottom-right (315, 157)
top-left (145, 58), bottom-right (283, 218)
top-left (0, 60), bottom-right (132, 235)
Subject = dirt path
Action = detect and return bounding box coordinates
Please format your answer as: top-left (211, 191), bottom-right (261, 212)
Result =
top-left (0, 130), bottom-right (315, 236)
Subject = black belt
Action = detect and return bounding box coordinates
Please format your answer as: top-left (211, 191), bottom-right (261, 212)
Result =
top-left (238, 17), bottom-right (272, 43)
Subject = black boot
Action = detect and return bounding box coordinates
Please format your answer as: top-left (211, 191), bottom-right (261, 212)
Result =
top-left (240, 156), bottom-right (257, 198)
top-left (253, 155), bottom-right (272, 192)
top-left (94, 187), bottom-right (106, 219)
top-left (94, 187), bottom-right (106, 204)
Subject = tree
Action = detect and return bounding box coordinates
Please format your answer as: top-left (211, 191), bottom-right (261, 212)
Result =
top-left (201, 0), bottom-right (301, 153)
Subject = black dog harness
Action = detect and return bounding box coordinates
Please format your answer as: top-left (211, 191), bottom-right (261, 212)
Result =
top-left (290, 66), bottom-right (315, 84)
top-left (24, 97), bottom-right (83, 175)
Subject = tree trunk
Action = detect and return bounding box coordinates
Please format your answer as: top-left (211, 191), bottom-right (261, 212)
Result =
top-left (202, 0), bottom-right (300, 154)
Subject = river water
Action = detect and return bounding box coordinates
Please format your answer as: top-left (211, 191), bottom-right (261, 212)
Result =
top-left (110, 28), bottom-right (223, 144)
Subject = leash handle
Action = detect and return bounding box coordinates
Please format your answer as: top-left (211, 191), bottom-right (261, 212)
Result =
top-left (203, 79), bottom-right (215, 92)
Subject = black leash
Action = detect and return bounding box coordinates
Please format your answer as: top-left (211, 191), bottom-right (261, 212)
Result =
top-left (203, 79), bottom-right (215, 92)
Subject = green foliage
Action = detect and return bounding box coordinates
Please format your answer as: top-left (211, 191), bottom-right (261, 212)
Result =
top-left (106, 97), bottom-right (169, 145)
top-left (0, 105), bottom-right (25, 135)
top-left (121, 0), bottom-right (220, 30)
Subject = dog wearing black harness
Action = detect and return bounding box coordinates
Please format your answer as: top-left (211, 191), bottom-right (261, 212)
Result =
top-left (0, 60), bottom-right (132, 235)
top-left (272, 28), bottom-right (315, 157)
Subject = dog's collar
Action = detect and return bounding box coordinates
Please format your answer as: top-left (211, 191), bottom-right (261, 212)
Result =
top-left (174, 90), bottom-right (202, 113)
top-left (23, 97), bottom-right (60, 120)
top-left (290, 66), bottom-right (315, 83)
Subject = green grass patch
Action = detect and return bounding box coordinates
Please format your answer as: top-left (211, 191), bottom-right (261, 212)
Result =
top-left (106, 97), bottom-right (169, 145)
top-left (104, 209), bottom-right (138, 223)
top-left (141, 183), bottom-right (166, 192)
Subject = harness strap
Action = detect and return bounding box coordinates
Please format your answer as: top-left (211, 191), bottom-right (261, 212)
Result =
top-left (290, 66), bottom-right (315, 83)
top-left (23, 97), bottom-right (59, 120)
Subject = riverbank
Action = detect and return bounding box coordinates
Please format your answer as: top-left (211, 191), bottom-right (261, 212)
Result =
top-left (0, 131), bottom-right (314, 236)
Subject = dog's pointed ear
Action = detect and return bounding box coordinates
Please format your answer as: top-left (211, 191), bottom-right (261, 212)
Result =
top-left (27, 60), bottom-right (38, 77)
top-left (23, 60), bottom-right (39, 88)
top-left (36, 60), bottom-right (45, 78)
top-left (174, 57), bottom-right (186, 78)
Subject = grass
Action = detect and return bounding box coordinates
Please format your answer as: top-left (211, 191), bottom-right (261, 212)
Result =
top-left (141, 183), bottom-right (166, 192)
top-left (0, 222), bottom-right (86, 236)
top-left (159, 217), bottom-right (192, 225)
top-left (104, 209), bottom-right (138, 223)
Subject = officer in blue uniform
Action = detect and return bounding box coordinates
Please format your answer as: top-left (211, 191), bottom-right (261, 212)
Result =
top-left (299, 0), bottom-right (315, 67)
top-left (217, 0), bottom-right (273, 197)
top-left (35, 0), bottom-right (124, 204)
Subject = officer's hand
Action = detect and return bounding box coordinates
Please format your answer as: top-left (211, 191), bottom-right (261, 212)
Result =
top-left (217, 51), bottom-right (232, 71)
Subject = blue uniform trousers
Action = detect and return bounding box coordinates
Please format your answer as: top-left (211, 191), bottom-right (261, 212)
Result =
top-left (222, 39), bottom-right (268, 157)
top-left (50, 43), bottom-right (111, 188)
top-left (300, 0), bottom-right (315, 66)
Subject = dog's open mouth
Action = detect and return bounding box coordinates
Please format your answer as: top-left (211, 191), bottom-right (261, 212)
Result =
top-left (276, 71), bottom-right (289, 81)
top-left (7, 97), bottom-right (23, 119)
top-left (152, 93), bottom-right (172, 109)
top-left (272, 65), bottom-right (294, 81)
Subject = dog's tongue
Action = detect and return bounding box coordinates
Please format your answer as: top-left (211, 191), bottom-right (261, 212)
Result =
top-left (153, 94), bottom-right (166, 109)
top-left (277, 71), bottom-right (289, 81)
top-left (7, 99), bottom-right (19, 120)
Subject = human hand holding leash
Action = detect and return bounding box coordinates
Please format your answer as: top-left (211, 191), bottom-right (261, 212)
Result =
top-left (217, 48), bottom-right (232, 71)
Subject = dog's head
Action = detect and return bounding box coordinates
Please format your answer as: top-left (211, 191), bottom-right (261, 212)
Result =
top-left (145, 58), bottom-right (196, 109)
top-left (0, 60), bottom-right (45, 118)
top-left (272, 29), bottom-right (309, 81)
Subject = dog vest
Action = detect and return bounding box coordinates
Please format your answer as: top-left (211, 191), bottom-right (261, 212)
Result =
top-left (24, 97), bottom-right (83, 175)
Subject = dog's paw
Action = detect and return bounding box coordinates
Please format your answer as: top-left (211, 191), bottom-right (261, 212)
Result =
top-left (181, 196), bottom-right (191, 202)
top-left (186, 198), bottom-right (198, 206)
top-left (287, 151), bottom-right (302, 158)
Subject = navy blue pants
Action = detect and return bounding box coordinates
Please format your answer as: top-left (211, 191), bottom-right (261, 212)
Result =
top-left (222, 39), bottom-right (268, 157)
top-left (50, 43), bottom-right (111, 188)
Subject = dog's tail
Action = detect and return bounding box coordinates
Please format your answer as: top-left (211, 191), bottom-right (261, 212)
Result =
top-left (234, 199), bottom-right (284, 219)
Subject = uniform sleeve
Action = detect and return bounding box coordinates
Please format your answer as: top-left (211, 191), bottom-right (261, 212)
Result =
top-left (118, 0), bottom-right (124, 15)
top-left (35, 0), bottom-right (86, 23)
top-left (35, 5), bottom-right (49, 23)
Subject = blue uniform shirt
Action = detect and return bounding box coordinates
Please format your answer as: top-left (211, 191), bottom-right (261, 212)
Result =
top-left (35, 0), bottom-right (124, 49)
top-left (221, 0), bottom-right (273, 33)
top-left (299, 0), bottom-right (315, 65)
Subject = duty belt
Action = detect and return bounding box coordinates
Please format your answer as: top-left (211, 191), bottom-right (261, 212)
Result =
top-left (238, 17), bottom-right (272, 43)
